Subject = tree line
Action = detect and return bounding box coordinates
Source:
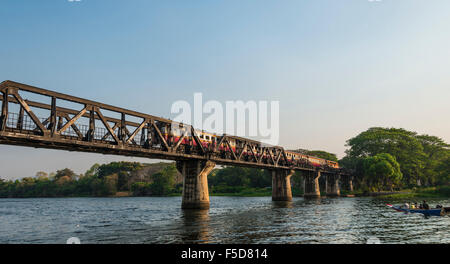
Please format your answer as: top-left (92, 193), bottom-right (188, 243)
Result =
top-left (0, 161), bottom-right (296, 198)
top-left (0, 127), bottom-right (448, 198)
top-left (0, 162), bottom-right (180, 198)
top-left (339, 127), bottom-right (449, 192)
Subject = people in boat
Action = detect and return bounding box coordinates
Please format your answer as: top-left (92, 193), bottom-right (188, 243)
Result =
top-left (404, 202), bottom-right (410, 209)
top-left (410, 203), bottom-right (416, 209)
top-left (422, 200), bottom-right (430, 210)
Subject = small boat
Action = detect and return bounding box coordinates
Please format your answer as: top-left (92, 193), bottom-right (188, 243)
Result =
top-left (387, 204), bottom-right (450, 217)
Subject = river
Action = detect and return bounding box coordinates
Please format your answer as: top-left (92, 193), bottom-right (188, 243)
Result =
top-left (0, 196), bottom-right (449, 244)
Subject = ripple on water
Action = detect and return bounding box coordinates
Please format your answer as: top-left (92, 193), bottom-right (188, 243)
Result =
top-left (0, 196), bottom-right (449, 243)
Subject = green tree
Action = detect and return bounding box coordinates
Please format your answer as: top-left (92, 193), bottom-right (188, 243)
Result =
top-left (416, 135), bottom-right (450, 185)
top-left (149, 164), bottom-right (177, 195)
top-left (346, 127), bottom-right (425, 186)
top-left (363, 153), bottom-right (403, 191)
top-left (54, 168), bottom-right (77, 181)
top-left (306, 150), bottom-right (338, 162)
top-left (103, 174), bottom-right (118, 195)
top-left (97, 162), bottom-right (142, 179)
top-left (84, 163), bottom-right (100, 177)
top-left (246, 168), bottom-right (271, 188)
top-left (131, 182), bottom-right (151, 196)
top-left (210, 166), bottom-right (251, 187)
top-left (35, 171), bottom-right (48, 180)
top-left (436, 154), bottom-right (450, 185)
top-left (117, 171), bottom-right (130, 191)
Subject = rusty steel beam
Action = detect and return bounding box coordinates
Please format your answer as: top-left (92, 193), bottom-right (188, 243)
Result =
top-left (126, 119), bottom-right (147, 145)
top-left (0, 96), bottom-right (142, 128)
top-left (58, 106), bottom-right (88, 135)
top-left (10, 89), bottom-right (48, 135)
top-left (2, 80), bottom-right (172, 123)
top-left (172, 128), bottom-right (188, 152)
top-left (0, 88), bottom-right (8, 131)
top-left (0, 130), bottom-right (301, 171)
top-left (95, 107), bottom-right (120, 144)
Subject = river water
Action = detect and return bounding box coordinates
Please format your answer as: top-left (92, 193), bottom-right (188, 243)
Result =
top-left (0, 196), bottom-right (449, 244)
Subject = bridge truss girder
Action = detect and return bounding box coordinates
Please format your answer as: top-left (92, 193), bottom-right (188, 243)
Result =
top-left (0, 80), bottom-right (339, 173)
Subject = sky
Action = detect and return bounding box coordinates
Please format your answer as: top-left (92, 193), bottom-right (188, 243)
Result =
top-left (0, 0), bottom-right (449, 179)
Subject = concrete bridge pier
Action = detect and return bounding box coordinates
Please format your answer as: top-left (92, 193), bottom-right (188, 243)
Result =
top-left (304, 170), bottom-right (321, 198)
top-left (340, 175), bottom-right (354, 192)
top-left (271, 169), bottom-right (295, 201)
top-left (176, 160), bottom-right (216, 209)
top-left (326, 173), bottom-right (340, 197)
top-left (347, 176), bottom-right (354, 192)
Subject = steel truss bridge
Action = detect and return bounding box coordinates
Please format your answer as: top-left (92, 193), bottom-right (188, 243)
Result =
top-left (0, 80), bottom-right (350, 208)
top-left (0, 80), bottom-right (342, 172)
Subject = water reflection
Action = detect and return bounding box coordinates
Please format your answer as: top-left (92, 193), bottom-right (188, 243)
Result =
top-left (180, 209), bottom-right (211, 244)
top-left (272, 201), bottom-right (293, 209)
top-left (302, 197), bottom-right (323, 205)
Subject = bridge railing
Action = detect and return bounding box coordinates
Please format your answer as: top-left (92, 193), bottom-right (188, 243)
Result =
top-left (0, 80), bottom-right (340, 172)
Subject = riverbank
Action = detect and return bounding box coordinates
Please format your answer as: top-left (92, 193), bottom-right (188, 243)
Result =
top-left (111, 187), bottom-right (276, 198)
top-left (365, 186), bottom-right (450, 199)
top-left (211, 188), bottom-right (273, 197)
top-left (3, 185), bottom-right (449, 199)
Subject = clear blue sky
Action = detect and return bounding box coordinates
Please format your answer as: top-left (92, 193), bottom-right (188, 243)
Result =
top-left (1, 0), bottom-right (449, 179)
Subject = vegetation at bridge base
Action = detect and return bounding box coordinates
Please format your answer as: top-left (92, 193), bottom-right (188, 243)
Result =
top-left (340, 127), bottom-right (449, 195)
top-left (0, 162), bottom-right (301, 198)
top-left (208, 166), bottom-right (271, 196)
top-left (130, 165), bottom-right (179, 196)
top-left (208, 166), bottom-right (304, 196)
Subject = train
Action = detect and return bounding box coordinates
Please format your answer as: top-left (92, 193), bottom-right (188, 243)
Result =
top-left (160, 127), bottom-right (339, 169)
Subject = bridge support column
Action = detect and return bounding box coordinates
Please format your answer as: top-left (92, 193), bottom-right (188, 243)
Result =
top-left (176, 160), bottom-right (215, 209)
top-left (304, 170), bottom-right (321, 198)
top-left (326, 173), bottom-right (340, 197)
top-left (271, 169), bottom-right (294, 201)
top-left (347, 176), bottom-right (354, 192)
top-left (0, 88), bottom-right (8, 131)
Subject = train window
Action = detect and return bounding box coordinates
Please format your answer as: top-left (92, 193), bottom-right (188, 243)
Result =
top-left (206, 136), bottom-right (210, 140)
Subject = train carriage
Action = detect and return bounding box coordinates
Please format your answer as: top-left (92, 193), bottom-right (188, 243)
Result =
top-left (161, 126), bottom-right (338, 169)
top-left (285, 150), bottom-right (340, 169)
